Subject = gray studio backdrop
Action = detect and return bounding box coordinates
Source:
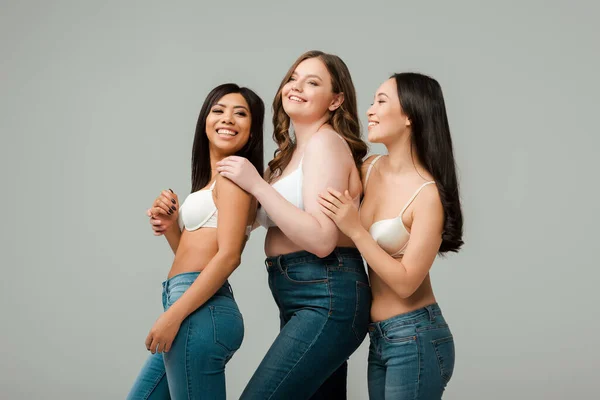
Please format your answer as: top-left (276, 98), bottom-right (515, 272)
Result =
top-left (1, 1), bottom-right (597, 399)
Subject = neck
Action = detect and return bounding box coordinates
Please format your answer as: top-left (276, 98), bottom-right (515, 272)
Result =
top-left (385, 134), bottom-right (421, 173)
top-left (209, 147), bottom-right (230, 176)
top-left (291, 113), bottom-right (330, 148)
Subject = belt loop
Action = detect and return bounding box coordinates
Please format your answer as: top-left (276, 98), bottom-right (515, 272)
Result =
top-left (276, 254), bottom-right (284, 273)
top-left (334, 247), bottom-right (343, 267)
top-left (426, 305), bottom-right (435, 322)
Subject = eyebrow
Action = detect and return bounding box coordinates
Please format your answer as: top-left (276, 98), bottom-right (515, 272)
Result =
top-left (291, 72), bottom-right (323, 81)
top-left (214, 103), bottom-right (249, 111)
top-left (376, 92), bottom-right (389, 98)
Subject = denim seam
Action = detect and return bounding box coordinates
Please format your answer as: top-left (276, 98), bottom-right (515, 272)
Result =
top-left (414, 334), bottom-right (421, 400)
top-left (267, 284), bottom-right (332, 399)
top-left (352, 281), bottom-right (369, 341)
top-left (142, 367), bottom-right (166, 400)
top-left (184, 319), bottom-right (192, 400)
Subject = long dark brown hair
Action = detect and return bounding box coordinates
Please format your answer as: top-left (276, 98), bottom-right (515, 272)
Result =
top-left (268, 50), bottom-right (367, 181)
top-left (392, 73), bottom-right (463, 253)
top-left (191, 83), bottom-right (264, 192)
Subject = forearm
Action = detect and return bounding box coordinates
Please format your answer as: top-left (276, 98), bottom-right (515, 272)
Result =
top-left (164, 223), bottom-right (182, 254)
top-left (254, 180), bottom-right (337, 256)
top-left (351, 229), bottom-right (416, 298)
top-left (166, 250), bottom-right (240, 321)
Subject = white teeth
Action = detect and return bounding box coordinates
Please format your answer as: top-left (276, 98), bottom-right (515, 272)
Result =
top-left (289, 96), bottom-right (304, 102)
top-left (368, 122), bottom-right (378, 126)
top-left (217, 129), bottom-right (237, 136)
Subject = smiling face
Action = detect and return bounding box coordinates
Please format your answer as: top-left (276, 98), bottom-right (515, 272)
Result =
top-left (281, 57), bottom-right (341, 122)
top-left (366, 78), bottom-right (411, 144)
top-left (205, 93), bottom-right (252, 155)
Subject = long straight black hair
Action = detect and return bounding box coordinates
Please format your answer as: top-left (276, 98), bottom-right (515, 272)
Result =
top-left (392, 73), bottom-right (463, 253)
top-left (191, 83), bottom-right (264, 192)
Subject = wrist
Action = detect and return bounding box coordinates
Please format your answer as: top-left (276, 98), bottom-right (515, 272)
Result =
top-left (350, 227), bottom-right (367, 243)
top-left (252, 179), bottom-right (269, 199)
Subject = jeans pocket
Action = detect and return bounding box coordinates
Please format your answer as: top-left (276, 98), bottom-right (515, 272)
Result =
top-left (283, 263), bottom-right (328, 284)
top-left (382, 323), bottom-right (417, 343)
top-left (352, 281), bottom-right (371, 342)
top-left (432, 335), bottom-right (455, 384)
top-left (210, 306), bottom-right (244, 357)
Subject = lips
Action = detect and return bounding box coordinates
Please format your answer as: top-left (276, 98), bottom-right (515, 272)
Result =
top-left (216, 128), bottom-right (238, 136)
top-left (368, 121), bottom-right (379, 128)
top-left (288, 95), bottom-right (306, 103)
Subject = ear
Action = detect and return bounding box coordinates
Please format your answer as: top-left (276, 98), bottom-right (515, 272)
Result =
top-left (405, 117), bottom-right (411, 128)
top-left (329, 92), bottom-right (345, 111)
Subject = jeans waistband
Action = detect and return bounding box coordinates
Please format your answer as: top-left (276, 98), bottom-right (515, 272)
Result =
top-left (265, 247), bottom-right (362, 269)
top-left (162, 271), bottom-right (233, 298)
top-left (368, 303), bottom-right (443, 336)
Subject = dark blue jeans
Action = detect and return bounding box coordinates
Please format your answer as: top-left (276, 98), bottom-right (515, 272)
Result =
top-left (368, 303), bottom-right (455, 399)
top-left (240, 247), bottom-right (371, 400)
top-left (127, 272), bottom-right (244, 400)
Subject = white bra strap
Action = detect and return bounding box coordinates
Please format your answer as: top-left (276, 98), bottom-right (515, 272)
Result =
top-left (399, 181), bottom-right (435, 216)
top-left (209, 179), bottom-right (217, 190)
top-left (363, 155), bottom-right (383, 189)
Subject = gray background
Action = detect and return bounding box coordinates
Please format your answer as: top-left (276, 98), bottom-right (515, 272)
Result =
top-left (1, 0), bottom-right (598, 399)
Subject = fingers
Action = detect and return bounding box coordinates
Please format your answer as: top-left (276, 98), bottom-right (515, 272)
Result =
top-left (326, 187), bottom-right (344, 201)
top-left (318, 195), bottom-right (338, 214)
top-left (319, 192), bottom-right (341, 209)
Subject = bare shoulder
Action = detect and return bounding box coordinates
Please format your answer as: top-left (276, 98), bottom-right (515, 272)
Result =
top-left (415, 182), bottom-right (443, 214)
top-left (306, 128), bottom-right (349, 154)
top-left (361, 154), bottom-right (382, 179)
top-left (215, 173), bottom-right (251, 201)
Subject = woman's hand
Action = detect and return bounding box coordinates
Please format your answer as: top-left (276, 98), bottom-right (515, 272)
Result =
top-left (318, 188), bottom-right (364, 239)
top-left (147, 189), bottom-right (179, 236)
top-left (216, 156), bottom-right (263, 195)
top-left (145, 311), bottom-right (183, 354)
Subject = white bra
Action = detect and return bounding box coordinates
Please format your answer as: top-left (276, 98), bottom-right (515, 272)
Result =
top-left (362, 155), bottom-right (435, 258)
top-left (255, 156), bottom-right (304, 229)
top-left (178, 180), bottom-right (252, 236)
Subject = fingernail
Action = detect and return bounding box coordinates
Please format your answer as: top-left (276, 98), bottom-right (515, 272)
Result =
top-left (168, 209), bottom-right (172, 215)
top-left (169, 188), bottom-right (174, 193)
top-left (171, 199), bottom-right (176, 204)
top-left (171, 205), bottom-right (176, 211)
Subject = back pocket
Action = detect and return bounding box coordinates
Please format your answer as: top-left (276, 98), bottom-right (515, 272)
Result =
top-left (432, 335), bottom-right (455, 384)
top-left (210, 306), bottom-right (244, 356)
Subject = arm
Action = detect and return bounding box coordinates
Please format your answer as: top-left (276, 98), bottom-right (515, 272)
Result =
top-left (167, 175), bottom-right (251, 320)
top-left (319, 185), bottom-right (443, 298)
top-left (351, 186), bottom-right (444, 298)
top-left (254, 130), bottom-right (353, 257)
top-left (145, 175), bottom-right (252, 353)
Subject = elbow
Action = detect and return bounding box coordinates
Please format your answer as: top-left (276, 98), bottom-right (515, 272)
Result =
top-left (217, 251), bottom-right (242, 270)
top-left (311, 241), bottom-right (337, 259)
top-left (394, 282), bottom-right (418, 299)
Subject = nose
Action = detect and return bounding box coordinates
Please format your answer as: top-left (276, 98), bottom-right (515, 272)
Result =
top-left (221, 111), bottom-right (234, 124)
top-left (291, 80), bottom-right (303, 93)
top-left (367, 104), bottom-right (375, 117)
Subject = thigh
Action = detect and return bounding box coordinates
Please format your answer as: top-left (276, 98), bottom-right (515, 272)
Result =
top-left (164, 297), bottom-right (244, 400)
top-left (381, 335), bottom-right (420, 399)
top-left (127, 352), bottom-right (170, 400)
top-left (310, 362), bottom-right (348, 400)
top-left (241, 306), bottom-right (346, 400)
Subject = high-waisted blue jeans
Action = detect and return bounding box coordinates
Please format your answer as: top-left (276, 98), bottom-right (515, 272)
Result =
top-left (240, 247), bottom-right (371, 400)
top-left (367, 303), bottom-right (455, 399)
top-left (127, 272), bottom-right (244, 400)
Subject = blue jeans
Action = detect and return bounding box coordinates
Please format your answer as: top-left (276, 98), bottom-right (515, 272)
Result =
top-left (127, 272), bottom-right (244, 400)
top-left (241, 247), bottom-right (371, 400)
top-left (367, 303), bottom-right (455, 400)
